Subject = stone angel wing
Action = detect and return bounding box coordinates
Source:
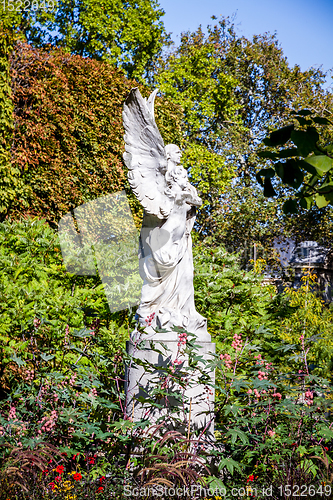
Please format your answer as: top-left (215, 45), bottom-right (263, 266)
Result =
top-left (123, 88), bottom-right (173, 219)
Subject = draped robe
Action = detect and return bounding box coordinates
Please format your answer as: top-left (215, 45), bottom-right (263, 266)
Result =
top-left (136, 209), bottom-right (209, 340)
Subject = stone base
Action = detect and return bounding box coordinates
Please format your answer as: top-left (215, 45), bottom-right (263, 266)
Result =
top-left (125, 338), bottom-right (215, 440)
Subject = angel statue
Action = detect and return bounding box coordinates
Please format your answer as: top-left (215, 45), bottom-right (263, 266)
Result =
top-left (123, 88), bottom-right (210, 342)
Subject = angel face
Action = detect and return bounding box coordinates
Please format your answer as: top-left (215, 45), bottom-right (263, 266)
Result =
top-left (165, 144), bottom-right (182, 165)
top-left (170, 147), bottom-right (182, 165)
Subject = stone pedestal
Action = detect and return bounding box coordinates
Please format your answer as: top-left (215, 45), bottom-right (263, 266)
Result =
top-left (125, 334), bottom-right (215, 439)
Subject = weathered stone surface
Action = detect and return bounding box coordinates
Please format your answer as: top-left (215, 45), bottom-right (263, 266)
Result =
top-left (125, 339), bottom-right (215, 437)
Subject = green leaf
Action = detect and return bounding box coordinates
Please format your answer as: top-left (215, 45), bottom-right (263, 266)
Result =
top-left (10, 354), bottom-right (26, 367)
top-left (324, 144), bottom-right (333, 153)
top-left (291, 128), bottom-right (319, 156)
top-left (282, 199), bottom-right (298, 214)
top-left (226, 428), bottom-right (249, 445)
top-left (300, 458), bottom-right (317, 478)
top-left (313, 117), bottom-right (331, 125)
top-left (295, 116), bottom-right (310, 126)
top-left (318, 427), bottom-right (333, 440)
top-left (263, 124), bottom-right (294, 147)
top-left (314, 194), bottom-right (331, 209)
top-left (257, 150), bottom-right (278, 159)
top-left (276, 159), bottom-right (304, 188)
top-left (277, 148), bottom-right (299, 159)
top-left (294, 109), bottom-right (313, 116)
top-left (40, 353), bottom-right (55, 362)
top-left (304, 155), bottom-right (333, 176)
top-left (317, 183), bottom-right (333, 195)
top-left (72, 328), bottom-right (94, 338)
top-left (298, 159), bottom-right (318, 176)
top-left (218, 457), bottom-right (243, 475)
top-left (206, 477), bottom-right (226, 492)
top-left (299, 197), bottom-right (313, 210)
top-left (264, 178), bottom-right (276, 197)
top-left (231, 378), bottom-right (249, 392)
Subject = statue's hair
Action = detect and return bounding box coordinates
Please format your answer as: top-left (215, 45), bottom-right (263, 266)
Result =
top-left (165, 144), bottom-right (180, 160)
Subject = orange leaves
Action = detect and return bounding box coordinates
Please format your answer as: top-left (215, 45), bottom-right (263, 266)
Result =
top-left (4, 41), bottom-right (182, 225)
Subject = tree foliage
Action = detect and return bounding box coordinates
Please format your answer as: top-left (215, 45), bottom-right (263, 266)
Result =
top-left (155, 17), bottom-right (333, 249)
top-left (1, 0), bottom-right (168, 81)
top-left (193, 244), bottom-right (275, 341)
top-left (0, 29), bottom-right (25, 218)
top-left (2, 41), bottom-right (182, 225)
top-left (0, 218), bottom-right (129, 396)
top-left (155, 24), bottom-right (241, 224)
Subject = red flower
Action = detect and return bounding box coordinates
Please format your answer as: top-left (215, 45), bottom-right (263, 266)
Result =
top-left (247, 475), bottom-right (255, 482)
top-left (97, 487), bottom-right (103, 493)
top-left (42, 469), bottom-right (49, 475)
top-left (72, 453), bottom-right (79, 460)
top-left (73, 472), bottom-right (82, 481)
top-left (56, 465), bottom-right (64, 474)
top-left (89, 458), bottom-right (95, 465)
top-left (291, 442), bottom-right (297, 446)
top-left (49, 482), bottom-right (56, 490)
top-left (99, 476), bottom-right (106, 483)
top-left (55, 475), bottom-right (61, 482)
top-left (61, 452), bottom-right (68, 457)
top-left (324, 446), bottom-right (329, 451)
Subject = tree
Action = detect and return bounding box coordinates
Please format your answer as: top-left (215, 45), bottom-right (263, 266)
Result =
top-left (1, 41), bottom-right (182, 225)
top-left (155, 24), bottom-right (240, 231)
top-left (1, 0), bottom-right (168, 81)
top-left (155, 17), bottom-right (333, 253)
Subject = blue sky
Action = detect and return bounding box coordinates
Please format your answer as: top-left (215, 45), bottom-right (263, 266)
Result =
top-left (158, 0), bottom-right (333, 86)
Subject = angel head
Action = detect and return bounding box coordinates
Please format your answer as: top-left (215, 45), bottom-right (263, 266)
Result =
top-left (165, 144), bottom-right (182, 166)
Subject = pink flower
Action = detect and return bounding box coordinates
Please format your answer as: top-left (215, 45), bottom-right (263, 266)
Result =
top-left (8, 406), bottom-right (17, 421)
top-left (145, 312), bottom-right (155, 327)
top-left (305, 390), bottom-right (314, 405)
top-left (253, 389), bottom-right (260, 398)
top-left (267, 430), bottom-right (276, 438)
top-left (178, 332), bottom-right (187, 346)
top-left (220, 353), bottom-right (232, 370)
top-left (231, 333), bottom-right (242, 351)
top-left (34, 317), bottom-right (41, 329)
